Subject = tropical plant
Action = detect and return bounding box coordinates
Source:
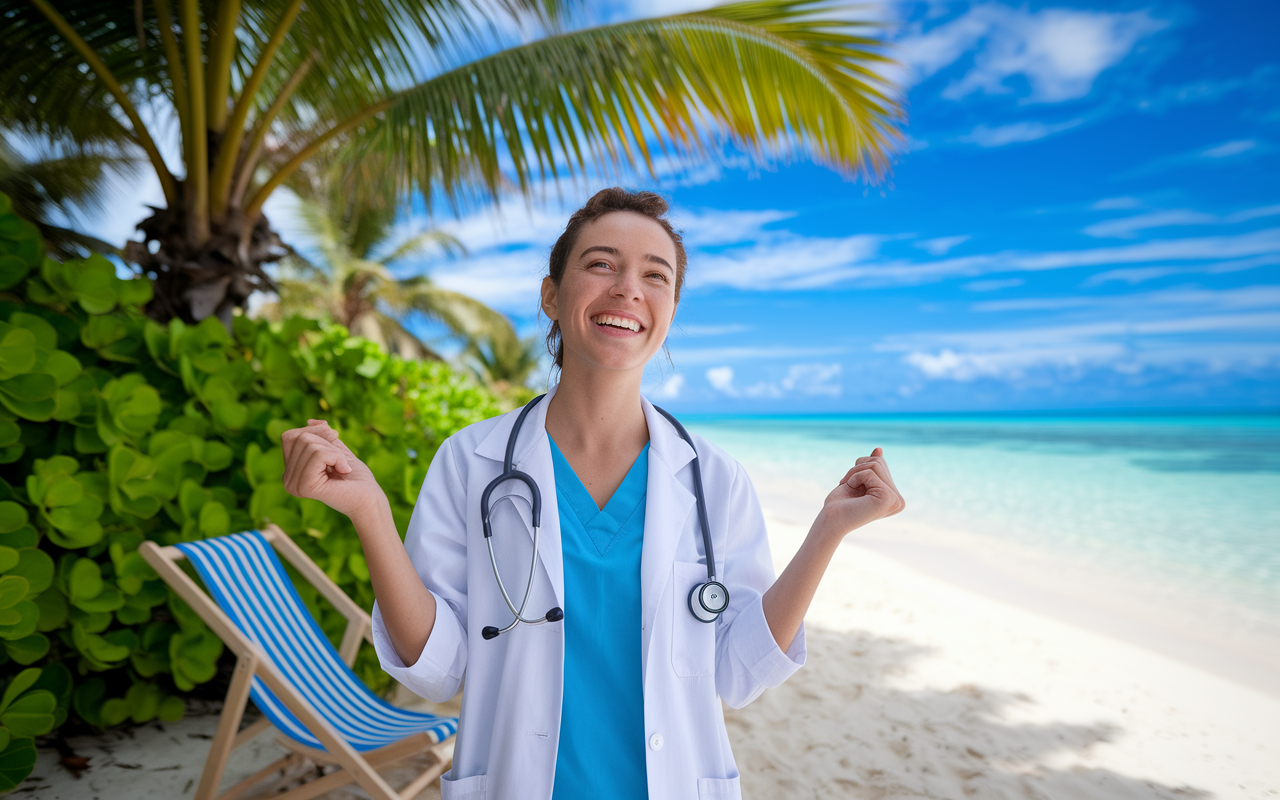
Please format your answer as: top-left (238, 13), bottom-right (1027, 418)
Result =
top-left (0, 192), bottom-right (500, 790)
top-left (253, 161), bottom-right (518, 361)
top-left (463, 331), bottom-right (544, 407)
top-left (2, 0), bottom-right (902, 327)
top-left (0, 135), bottom-right (134, 260)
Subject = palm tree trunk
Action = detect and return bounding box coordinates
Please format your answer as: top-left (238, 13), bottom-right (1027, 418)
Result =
top-left (124, 198), bottom-right (284, 326)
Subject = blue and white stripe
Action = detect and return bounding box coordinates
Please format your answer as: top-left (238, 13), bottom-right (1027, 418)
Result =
top-left (176, 530), bottom-right (458, 752)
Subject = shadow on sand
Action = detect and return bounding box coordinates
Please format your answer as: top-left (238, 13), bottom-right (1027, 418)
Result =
top-left (724, 627), bottom-right (1210, 800)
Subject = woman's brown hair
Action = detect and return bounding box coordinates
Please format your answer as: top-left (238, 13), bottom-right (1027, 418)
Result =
top-left (544, 187), bottom-right (687, 368)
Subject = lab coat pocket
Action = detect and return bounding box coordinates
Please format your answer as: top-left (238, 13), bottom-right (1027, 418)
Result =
top-left (697, 775), bottom-right (742, 799)
top-left (672, 560), bottom-right (716, 678)
top-left (439, 771), bottom-right (487, 800)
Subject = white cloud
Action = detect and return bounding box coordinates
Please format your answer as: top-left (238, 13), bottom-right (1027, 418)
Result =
top-left (971, 284), bottom-right (1280, 313)
top-left (430, 251), bottom-right (547, 313)
top-left (962, 278), bottom-right (1024, 292)
top-left (672, 345), bottom-right (847, 366)
top-left (673, 208), bottom-right (794, 246)
top-left (670, 323), bottom-right (750, 337)
top-left (649, 373), bottom-right (685, 400)
top-left (1201, 139), bottom-right (1257, 158)
top-left (899, 5), bottom-right (1166, 102)
top-left (706, 366), bottom-right (736, 394)
top-left (689, 234), bottom-right (884, 290)
top-left (889, 312), bottom-right (1280, 383)
top-left (915, 235), bottom-right (970, 255)
top-left (780, 363), bottom-right (843, 397)
top-left (1083, 209), bottom-right (1217, 239)
top-left (1091, 196), bottom-right (1145, 210)
top-left (702, 362), bottom-right (843, 398)
top-left (1085, 203), bottom-right (1280, 238)
top-left (959, 118), bottom-right (1084, 147)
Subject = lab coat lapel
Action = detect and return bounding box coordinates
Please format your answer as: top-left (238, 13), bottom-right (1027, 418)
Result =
top-left (473, 384), bottom-right (564, 607)
top-left (640, 395), bottom-right (697, 650)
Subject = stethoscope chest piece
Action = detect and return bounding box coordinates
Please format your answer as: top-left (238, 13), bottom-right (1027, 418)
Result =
top-left (688, 580), bottom-right (729, 623)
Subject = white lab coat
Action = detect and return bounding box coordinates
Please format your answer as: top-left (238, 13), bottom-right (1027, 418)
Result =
top-left (371, 382), bottom-right (806, 800)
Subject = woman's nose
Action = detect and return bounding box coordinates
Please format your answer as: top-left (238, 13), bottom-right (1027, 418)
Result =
top-left (610, 268), bottom-right (643, 299)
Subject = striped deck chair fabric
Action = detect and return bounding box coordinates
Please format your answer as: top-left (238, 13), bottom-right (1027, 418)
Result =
top-left (176, 530), bottom-right (457, 752)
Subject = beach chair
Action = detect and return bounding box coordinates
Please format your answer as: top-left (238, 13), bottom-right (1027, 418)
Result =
top-left (141, 524), bottom-right (457, 800)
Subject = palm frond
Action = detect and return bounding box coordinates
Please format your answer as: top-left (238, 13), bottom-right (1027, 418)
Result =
top-left (380, 229), bottom-right (466, 265)
top-left (348, 0), bottom-right (902, 208)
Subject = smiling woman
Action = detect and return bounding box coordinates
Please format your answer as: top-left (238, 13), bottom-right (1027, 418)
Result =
top-left (279, 187), bottom-right (907, 800)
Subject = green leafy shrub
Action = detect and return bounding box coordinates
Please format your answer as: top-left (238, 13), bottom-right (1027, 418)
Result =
top-left (0, 193), bottom-right (500, 791)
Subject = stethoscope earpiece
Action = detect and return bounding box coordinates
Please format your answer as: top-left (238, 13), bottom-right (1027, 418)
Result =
top-left (482, 395), bottom-right (726, 641)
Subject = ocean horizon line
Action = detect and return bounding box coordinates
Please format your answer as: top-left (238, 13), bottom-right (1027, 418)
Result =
top-left (674, 407), bottom-right (1280, 423)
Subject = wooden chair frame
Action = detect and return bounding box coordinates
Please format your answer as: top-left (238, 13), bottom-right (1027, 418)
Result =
top-left (140, 523), bottom-right (453, 800)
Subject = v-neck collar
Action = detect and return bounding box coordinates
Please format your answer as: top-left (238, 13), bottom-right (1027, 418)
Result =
top-left (548, 434), bottom-right (649, 551)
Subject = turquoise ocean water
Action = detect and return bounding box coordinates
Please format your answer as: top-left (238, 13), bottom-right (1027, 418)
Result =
top-left (685, 413), bottom-right (1280, 631)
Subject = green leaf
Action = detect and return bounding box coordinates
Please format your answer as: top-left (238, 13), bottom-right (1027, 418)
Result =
top-left (5, 314), bottom-right (56, 351)
top-left (347, 553), bottom-right (370, 582)
top-left (32, 590), bottom-right (67, 632)
top-left (9, 549), bottom-right (54, 595)
top-left (0, 576), bottom-right (28, 610)
top-left (157, 695), bottom-right (184, 722)
top-left (0, 503), bottom-right (28, 534)
top-left (3, 633), bottom-right (50, 665)
top-left (0, 601), bottom-right (38, 639)
top-left (0, 547), bottom-right (16, 574)
top-left (0, 326), bottom-right (36, 381)
top-left (0, 668), bottom-right (40, 714)
top-left (125, 681), bottom-right (160, 724)
top-left (0, 690), bottom-right (55, 736)
top-left (68, 559), bottom-right (104, 604)
top-left (71, 678), bottom-right (105, 728)
top-left (198, 501), bottom-right (230, 538)
top-left (0, 737), bottom-right (36, 793)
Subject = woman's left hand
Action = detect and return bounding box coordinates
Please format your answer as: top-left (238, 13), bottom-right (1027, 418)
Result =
top-left (818, 447), bottom-right (906, 539)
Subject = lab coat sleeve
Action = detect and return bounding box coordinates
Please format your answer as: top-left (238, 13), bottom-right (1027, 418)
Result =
top-left (370, 435), bottom-right (469, 703)
top-left (713, 460), bottom-right (807, 709)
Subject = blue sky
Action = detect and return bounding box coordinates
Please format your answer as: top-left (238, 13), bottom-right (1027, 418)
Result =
top-left (93, 0), bottom-right (1280, 413)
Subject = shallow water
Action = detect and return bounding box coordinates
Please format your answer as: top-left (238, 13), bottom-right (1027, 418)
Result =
top-left (686, 413), bottom-right (1280, 630)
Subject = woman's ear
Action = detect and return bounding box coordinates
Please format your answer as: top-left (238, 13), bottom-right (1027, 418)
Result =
top-left (540, 276), bottom-right (559, 321)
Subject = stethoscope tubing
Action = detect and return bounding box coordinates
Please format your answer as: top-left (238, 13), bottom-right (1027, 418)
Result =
top-left (481, 393), bottom-right (725, 639)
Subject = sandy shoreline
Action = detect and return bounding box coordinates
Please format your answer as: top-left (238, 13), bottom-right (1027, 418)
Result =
top-left (32, 469), bottom-right (1280, 799)
top-left (735, 511), bottom-right (1280, 799)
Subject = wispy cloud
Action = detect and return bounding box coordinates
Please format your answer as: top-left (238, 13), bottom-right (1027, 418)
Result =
top-left (1082, 254), bottom-right (1280, 286)
top-left (889, 312), bottom-right (1280, 383)
top-left (1083, 209), bottom-right (1217, 238)
top-left (1201, 139), bottom-right (1257, 158)
top-left (963, 278), bottom-right (1024, 292)
top-left (1084, 203), bottom-right (1280, 238)
top-left (704, 363), bottom-right (843, 398)
top-left (673, 345), bottom-right (847, 367)
top-left (915, 235), bottom-right (971, 256)
top-left (958, 118), bottom-right (1085, 147)
top-left (971, 284), bottom-right (1280, 313)
top-left (899, 5), bottom-right (1167, 102)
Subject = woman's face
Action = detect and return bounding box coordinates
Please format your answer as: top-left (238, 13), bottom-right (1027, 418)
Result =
top-left (542, 210), bottom-right (679, 376)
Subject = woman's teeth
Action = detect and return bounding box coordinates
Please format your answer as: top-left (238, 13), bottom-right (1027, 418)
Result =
top-left (592, 314), bottom-right (640, 332)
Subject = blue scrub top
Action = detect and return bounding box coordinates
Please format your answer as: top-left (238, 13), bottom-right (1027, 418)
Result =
top-left (548, 433), bottom-right (649, 800)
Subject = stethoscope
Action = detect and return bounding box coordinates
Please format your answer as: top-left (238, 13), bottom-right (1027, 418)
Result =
top-left (480, 393), bottom-right (730, 640)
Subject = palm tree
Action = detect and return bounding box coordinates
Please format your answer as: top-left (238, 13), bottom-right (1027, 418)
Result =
top-left (463, 331), bottom-right (545, 405)
top-left (2, 0), bottom-right (902, 328)
top-left (0, 134), bottom-right (135, 259)
top-left (254, 162), bottom-right (517, 361)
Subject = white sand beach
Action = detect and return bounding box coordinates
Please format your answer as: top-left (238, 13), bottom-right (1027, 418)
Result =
top-left (31, 466), bottom-right (1280, 799)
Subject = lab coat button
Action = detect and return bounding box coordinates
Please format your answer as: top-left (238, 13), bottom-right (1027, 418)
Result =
top-left (649, 733), bottom-right (664, 751)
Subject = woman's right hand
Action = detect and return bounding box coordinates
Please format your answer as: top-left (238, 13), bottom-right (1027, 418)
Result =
top-left (281, 419), bottom-right (386, 519)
